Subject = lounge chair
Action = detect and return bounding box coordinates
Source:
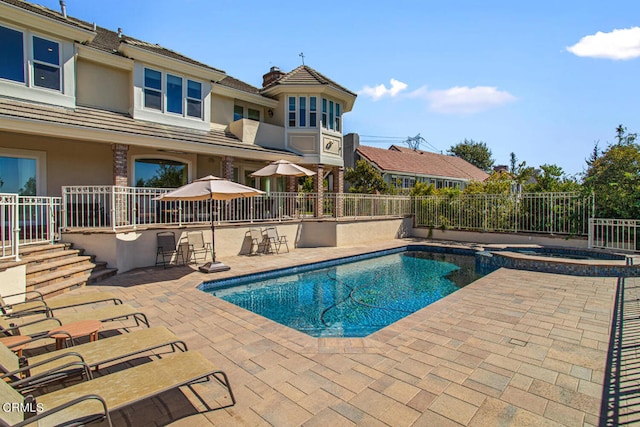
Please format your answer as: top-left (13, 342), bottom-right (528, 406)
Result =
top-left (0, 303), bottom-right (150, 340)
top-left (265, 227), bottom-right (289, 254)
top-left (0, 351), bottom-right (235, 426)
top-left (186, 231), bottom-right (212, 265)
top-left (155, 231), bottom-right (185, 268)
top-left (0, 290), bottom-right (123, 318)
top-left (0, 326), bottom-right (187, 391)
top-left (249, 228), bottom-right (268, 255)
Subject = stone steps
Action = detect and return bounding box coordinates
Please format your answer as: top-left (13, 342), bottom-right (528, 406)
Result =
top-left (14, 243), bottom-right (117, 298)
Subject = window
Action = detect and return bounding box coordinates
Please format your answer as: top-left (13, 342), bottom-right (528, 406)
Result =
top-left (320, 98), bottom-right (342, 132)
top-left (234, 105), bottom-right (243, 121)
top-left (329, 101), bottom-right (335, 130)
top-left (32, 36), bottom-right (60, 90)
top-left (0, 156), bottom-right (37, 195)
top-left (134, 159), bottom-right (187, 188)
top-left (299, 97), bottom-right (306, 127)
top-left (0, 26), bottom-right (25, 83)
top-left (166, 74), bottom-right (183, 114)
top-left (0, 25), bottom-right (62, 92)
top-left (144, 68), bottom-right (162, 111)
top-left (321, 99), bottom-right (327, 128)
top-left (142, 67), bottom-right (204, 119)
top-left (309, 97), bottom-right (317, 127)
top-left (288, 97), bottom-right (296, 127)
top-left (186, 80), bottom-right (202, 118)
top-left (248, 108), bottom-right (260, 121)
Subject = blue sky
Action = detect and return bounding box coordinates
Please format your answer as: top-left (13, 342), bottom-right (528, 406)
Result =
top-left (38, 0), bottom-right (640, 177)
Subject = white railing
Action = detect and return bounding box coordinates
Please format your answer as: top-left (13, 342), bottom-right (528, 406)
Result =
top-left (589, 218), bottom-right (639, 252)
top-left (1, 193), bottom-right (62, 261)
top-left (415, 192), bottom-right (593, 235)
top-left (61, 186), bottom-right (412, 230)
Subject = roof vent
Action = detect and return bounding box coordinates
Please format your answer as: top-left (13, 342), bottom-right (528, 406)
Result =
top-left (117, 27), bottom-right (123, 38)
top-left (262, 66), bottom-right (286, 88)
top-left (59, 0), bottom-right (67, 18)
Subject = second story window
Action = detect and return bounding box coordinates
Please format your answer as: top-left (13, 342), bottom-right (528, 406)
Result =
top-left (299, 97), bottom-right (306, 127)
top-left (288, 97), bottom-right (296, 127)
top-left (0, 25), bottom-right (25, 84)
top-left (143, 67), bottom-right (203, 120)
top-left (0, 25), bottom-right (62, 92)
top-left (309, 97), bottom-right (317, 127)
top-left (247, 108), bottom-right (260, 121)
top-left (321, 98), bottom-right (342, 132)
top-left (32, 36), bottom-right (60, 90)
top-left (186, 81), bottom-right (202, 118)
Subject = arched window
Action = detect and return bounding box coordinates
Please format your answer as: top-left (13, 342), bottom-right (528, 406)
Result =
top-left (134, 158), bottom-right (188, 188)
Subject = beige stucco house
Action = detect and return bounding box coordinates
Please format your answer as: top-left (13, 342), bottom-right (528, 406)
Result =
top-left (0, 0), bottom-right (357, 199)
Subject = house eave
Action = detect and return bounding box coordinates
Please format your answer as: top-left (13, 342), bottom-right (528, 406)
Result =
top-left (0, 2), bottom-right (96, 42)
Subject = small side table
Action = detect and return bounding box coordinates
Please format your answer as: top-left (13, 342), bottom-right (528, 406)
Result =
top-left (0, 336), bottom-right (31, 357)
top-left (49, 320), bottom-right (102, 349)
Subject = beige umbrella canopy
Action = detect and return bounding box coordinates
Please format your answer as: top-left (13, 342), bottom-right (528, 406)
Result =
top-left (158, 175), bottom-right (264, 272)
top-left (250, 160), bottom-right (316, 177)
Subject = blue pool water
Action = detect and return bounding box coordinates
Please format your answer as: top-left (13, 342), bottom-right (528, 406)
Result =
top-left (206, 250), bottom-right (480, 337)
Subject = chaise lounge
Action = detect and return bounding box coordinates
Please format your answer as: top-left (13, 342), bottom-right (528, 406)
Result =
top-left (0, 291), bottom-right (123, 318)
top-left (0, 326), bottom-right (188, 391)
top-left (0, 351), bottom-right (235, 427)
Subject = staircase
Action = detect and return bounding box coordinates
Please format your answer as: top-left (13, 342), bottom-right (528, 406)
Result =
top-left (17, 243), bottom-right (118, 298)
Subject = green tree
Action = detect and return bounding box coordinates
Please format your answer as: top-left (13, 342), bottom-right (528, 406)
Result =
top-left (583, 125), bottom-right (640, 218)
top-left (525, 164), bottom-right (581, 193)
top-left (344, 160), bottom-right (389, 194)
top-left (410, 181), bottom-right (437, 196)
top-left (464, 172), bottom-right (512, 194)
top-left (448, 139), bottom-right (495, 172)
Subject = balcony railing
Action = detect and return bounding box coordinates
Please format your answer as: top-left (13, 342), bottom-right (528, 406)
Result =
top-left (61, 186), bottom-right (413, 230)
top-left (589, 218), bottom-right (639, 253)
top-left (1, 193), bottom-right (61, 261)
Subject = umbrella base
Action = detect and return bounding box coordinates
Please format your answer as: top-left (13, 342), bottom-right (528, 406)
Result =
top-left (199, 262), bottom-right (231, 273)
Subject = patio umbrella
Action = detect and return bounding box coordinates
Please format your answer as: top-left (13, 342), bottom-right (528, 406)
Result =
top-left (250, 159), bottom-right (316, 177)
top-left (157, 175), bottom-right (264, 273)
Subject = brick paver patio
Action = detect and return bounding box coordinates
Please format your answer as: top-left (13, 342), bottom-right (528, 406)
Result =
top-left (44, 239), bottom-right (619, 426)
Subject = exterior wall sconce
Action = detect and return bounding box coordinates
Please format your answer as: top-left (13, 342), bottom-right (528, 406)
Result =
top-left (267, 109), bottom-right (274, 118)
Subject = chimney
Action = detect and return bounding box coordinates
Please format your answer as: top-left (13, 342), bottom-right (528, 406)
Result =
top-left (262, 66), bottom-right (286, 87)
top-left (59, 0), bottom-right (67, 18)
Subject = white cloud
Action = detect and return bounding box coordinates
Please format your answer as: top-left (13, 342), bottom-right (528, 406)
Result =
top-left (359, 79), bottom-right (515, 114)
top-left (567, 27), bottom-right (640, 60)
top-left (359, 78), bottom-right (408, 100)
top-left (427, 86), bottom-right (516, 114)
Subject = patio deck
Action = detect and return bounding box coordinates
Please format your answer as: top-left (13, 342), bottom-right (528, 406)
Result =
top-left (42, 239), bottom-right (626, 426)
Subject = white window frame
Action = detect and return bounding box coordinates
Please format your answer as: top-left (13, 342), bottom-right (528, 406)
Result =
top-left (31, 35), bottom-right (61, 92)
top-left (0, 23), bottom-right (74, 107)
top-left (0, 147), bottom-right (47, 196)
top-left (321, 98), bottom-right (341, 133)
top-left (139, 66), bottom-right (206, 119)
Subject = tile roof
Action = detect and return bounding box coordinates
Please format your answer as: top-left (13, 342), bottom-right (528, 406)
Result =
top-left (262, 65), bottom-right (357, 97)
top-left (1, 0), bottom-right (225, 73)
top-left (216, 76), bottom-right (261, 95)
top-left (357, 145), bottom-right (490, 182)
top-left (0, 98), bottom-right (290, 155)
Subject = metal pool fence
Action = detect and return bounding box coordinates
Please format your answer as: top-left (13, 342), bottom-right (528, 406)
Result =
top-left (589, 218), bottom-right (639, 253)
top-left (414, 192), bottom-right (594, 236)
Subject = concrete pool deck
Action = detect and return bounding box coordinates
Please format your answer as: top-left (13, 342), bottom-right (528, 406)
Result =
top-left (45, 239), bottom-right (626, 426)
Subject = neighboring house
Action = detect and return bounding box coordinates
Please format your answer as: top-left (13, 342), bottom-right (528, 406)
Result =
top-left (354, 144), bottom-right (489, 191)
top-left (0, 0), bottom-right (357, 198)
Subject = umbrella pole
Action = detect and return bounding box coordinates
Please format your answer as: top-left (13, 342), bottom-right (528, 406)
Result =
top-left (210, 194), bottom-right (216, 263)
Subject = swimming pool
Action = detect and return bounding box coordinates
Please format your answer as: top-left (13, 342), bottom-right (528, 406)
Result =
top-left (201, 249), bottom-right (480, 337)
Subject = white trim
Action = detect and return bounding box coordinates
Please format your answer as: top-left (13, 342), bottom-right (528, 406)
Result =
top-left (0, 147), bottom-right (47, 196)
top-left (0, 23), bottom-right (76, 108)
top-left (130, 154), bottom-right (193, 187)
top-left (211, 84), bottom-right (278, 108)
